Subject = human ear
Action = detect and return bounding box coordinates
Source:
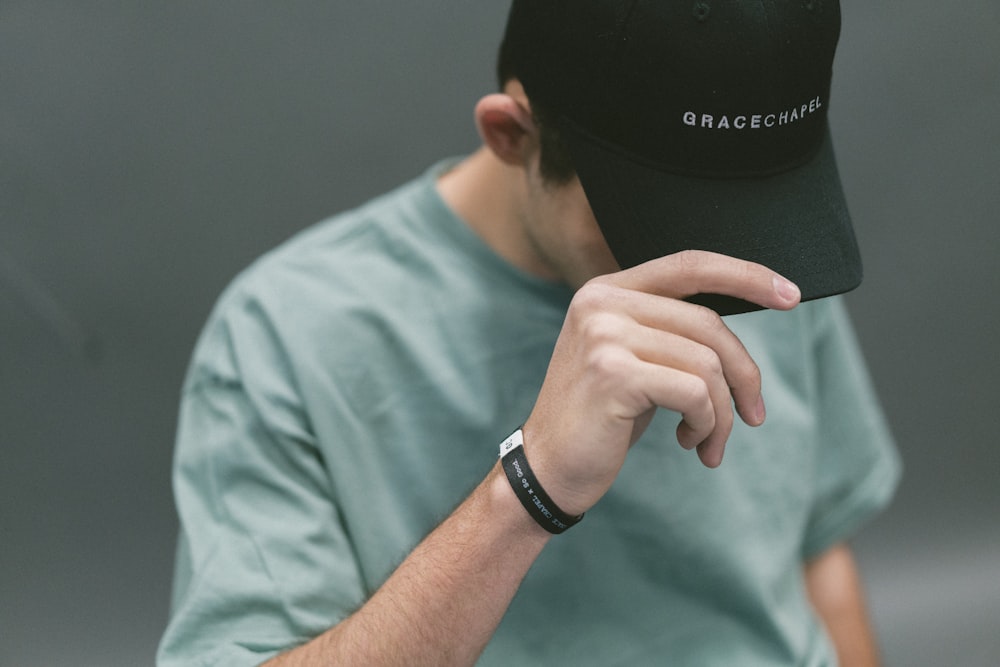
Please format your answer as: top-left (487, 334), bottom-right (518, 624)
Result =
top-left (474, 87), bottom-right (538, 166)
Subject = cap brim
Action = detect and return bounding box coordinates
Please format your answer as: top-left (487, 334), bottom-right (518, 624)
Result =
top-left (565, 122), bottom-right (862, 315)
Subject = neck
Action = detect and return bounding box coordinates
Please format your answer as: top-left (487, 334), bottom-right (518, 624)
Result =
top-left (436, 148), bottom-right (559, 282)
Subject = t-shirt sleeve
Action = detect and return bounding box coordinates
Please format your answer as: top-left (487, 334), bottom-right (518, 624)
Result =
top-left (801, 298), bottom-right (903, 560)
top-left (158, 284), bottom-right (366, 667)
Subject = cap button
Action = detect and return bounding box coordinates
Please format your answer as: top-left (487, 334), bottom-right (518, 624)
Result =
top-left (692, 2), bottom-right (711, 22)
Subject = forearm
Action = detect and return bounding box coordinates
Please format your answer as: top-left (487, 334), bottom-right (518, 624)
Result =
top-left (805, 543), bottom-right (881, 667)
top-left (264, 462), bottom-right (551, 667)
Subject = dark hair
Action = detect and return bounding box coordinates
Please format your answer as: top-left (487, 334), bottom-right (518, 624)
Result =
top-left (496, 40), bottom-right (577, 185)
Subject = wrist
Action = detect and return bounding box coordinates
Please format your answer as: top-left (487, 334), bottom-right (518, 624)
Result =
top-left (499, 428), bottom-right (585, 534)
top-left (487, 461), bottom-right (554, 541)
top-left (519, 421), bottom-right (594, 517)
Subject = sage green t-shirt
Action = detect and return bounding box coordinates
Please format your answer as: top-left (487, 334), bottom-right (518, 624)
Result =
top-left (158, 164), bottom-right (900, 667)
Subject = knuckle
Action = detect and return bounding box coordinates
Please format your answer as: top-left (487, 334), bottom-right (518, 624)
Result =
top-left (579, 311), bottom-right (623, 347)
top-left (682, 375), bottom-right (713, 414)
top-left (570, 280), bottom-right (617, 315)
top-left (740, 360), bottom-right (763, 391)
top-left (691, 346), bottom-right (724, 381)
top-left (736, 257), bottom-right (756, 282)
top-left (586, 345), bottom-right (631, 384)
top-left (675, 249), bottom-right (703, 277)
top-left (693, 303), bottom-right (727, 334)
top-left (727, 346), bottom-right (761, 387)
top-left (717, 400), bottom-right (735, 433)
top-left (737, 257), bottom-right (776, 291)
top-left (584, 271), bottom-right (616, 288)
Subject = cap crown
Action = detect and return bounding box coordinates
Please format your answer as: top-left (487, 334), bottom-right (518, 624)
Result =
top-left (504, 0), bottom-right (841, 178)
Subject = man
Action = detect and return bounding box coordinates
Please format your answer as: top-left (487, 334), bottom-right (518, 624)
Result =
top-left (159, 2), bottom-right (900, 665)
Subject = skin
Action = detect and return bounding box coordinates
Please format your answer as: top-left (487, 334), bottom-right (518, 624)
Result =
top-left (806, 544), bottom-right (883, 667)
top-left (265, 81), bottom-right (882, 666)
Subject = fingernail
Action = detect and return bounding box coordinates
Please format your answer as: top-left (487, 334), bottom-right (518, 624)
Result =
top-left (755, 395), bottom-right (766, 425)
top-left (773, 276), bottom-right (800, 302)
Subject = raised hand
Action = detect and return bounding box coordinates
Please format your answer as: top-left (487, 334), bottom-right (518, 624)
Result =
top-left (523, 250), bottom-right (802, 515)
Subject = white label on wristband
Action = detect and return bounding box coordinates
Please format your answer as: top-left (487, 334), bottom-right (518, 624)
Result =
top-left (499, 428), bottom-right (524, 458)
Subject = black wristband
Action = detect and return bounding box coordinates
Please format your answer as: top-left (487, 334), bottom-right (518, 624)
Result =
top-left (499, 429), bottom-right (583, 534)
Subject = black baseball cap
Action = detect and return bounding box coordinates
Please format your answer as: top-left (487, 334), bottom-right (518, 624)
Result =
top-left (500, 0), bottom-right (862, 315)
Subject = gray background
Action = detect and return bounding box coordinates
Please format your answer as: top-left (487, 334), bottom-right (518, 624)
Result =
top-left (1, 2), bottom-right (997, 665)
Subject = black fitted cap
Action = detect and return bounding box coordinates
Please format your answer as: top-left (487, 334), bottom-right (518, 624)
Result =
top-left (500, 0), bottom-right (862, 314)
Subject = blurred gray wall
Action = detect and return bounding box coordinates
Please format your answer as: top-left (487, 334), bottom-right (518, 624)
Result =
top-left (1, 3), bottom-right (997, 665)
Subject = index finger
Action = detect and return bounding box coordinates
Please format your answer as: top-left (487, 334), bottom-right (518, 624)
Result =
top-left (601, 249), bottom-right (801, 311)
